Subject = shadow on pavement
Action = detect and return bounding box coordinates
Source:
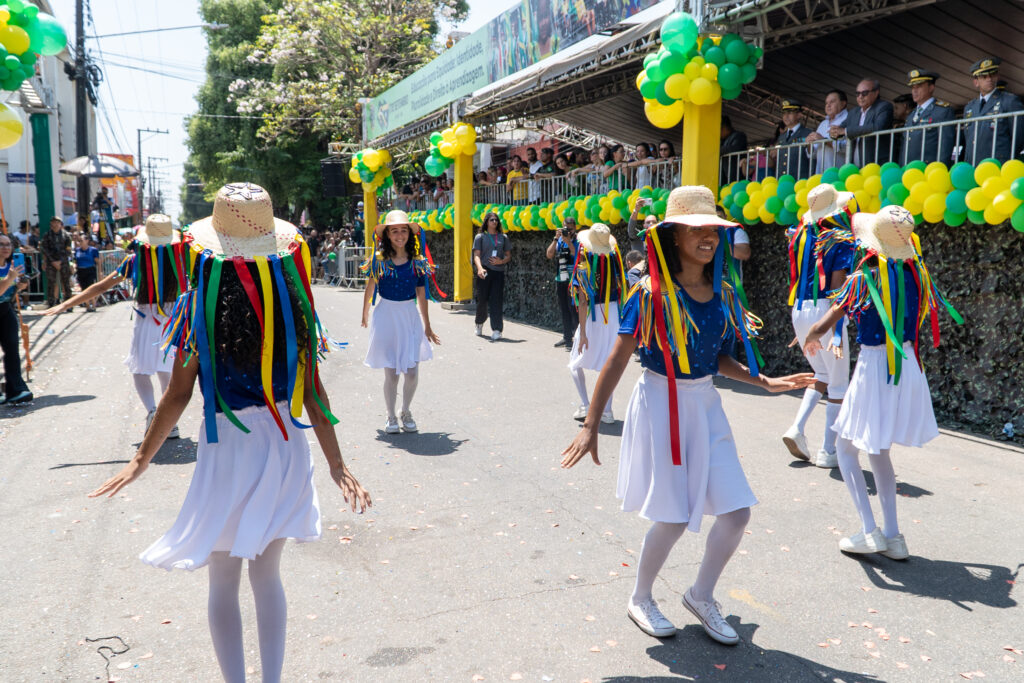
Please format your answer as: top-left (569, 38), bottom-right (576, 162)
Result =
top-left (713, 376), bottom-right (803, 398)
top-left (375, 431), bottom-right (467, 456)
top-left (148, 437), bottom-right (198, 465)
top-left (827, 468), bottom-right (933, 498)
top-left (598, 421), bottom-right (624, 437)
top-left (49, 459), bottom-right (130, 471)
top-left (854, 556), bottom-right (1020, 612)
top-left (600, 619), bottom-right (880, 682)
top-left (0, 393), bottom-right (95, 418)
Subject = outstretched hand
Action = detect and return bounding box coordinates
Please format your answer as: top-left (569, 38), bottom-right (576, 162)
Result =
top-left (762, 372), bottom-right (817, 393)
top-left (425, 326), bottom-right (441, 345)
top-left (43, 303), bottom-right (67, 317)
top-left (560, 426), bottom-right (600, 468)
top-left (88, 458), bottom-right (148, 498)
top-left (330, 464), bottom-right (372, 513)
top-left (803, 336), bottom-right (823, 358)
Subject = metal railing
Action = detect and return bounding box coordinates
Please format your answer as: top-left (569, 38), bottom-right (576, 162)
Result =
top-left (336, 245), bottom-right (372, 289)
top-left (393, 191), bottom-right (453, 213)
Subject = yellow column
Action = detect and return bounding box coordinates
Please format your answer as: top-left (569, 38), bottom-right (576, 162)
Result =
top-left (453, 152), bottom-right (473, 302)
top-left (681, 98), bottom-right (723, 195)
top-left (362, 187), bottom-right (377, 250)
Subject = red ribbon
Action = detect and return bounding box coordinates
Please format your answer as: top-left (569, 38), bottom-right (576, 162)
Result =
top-left (143, 247), bottom-right (155, 313)
top-left (420, 239), bottom-right (447, 298)
top-left (646, 233), bottom-right (682, 467)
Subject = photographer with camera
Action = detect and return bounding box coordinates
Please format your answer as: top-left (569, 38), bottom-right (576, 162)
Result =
top-left (546, 217), bottom-right (579, 349)
top-left (626, 197), bottom-right (657, 252)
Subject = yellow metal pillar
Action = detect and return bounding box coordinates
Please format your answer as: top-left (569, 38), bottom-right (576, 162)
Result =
top-left (681, 98), bottom-right (722, 195)
top-left (362, 187), bottom-right (377, 250)
top-left (453, 152), bottom-right (473, 302)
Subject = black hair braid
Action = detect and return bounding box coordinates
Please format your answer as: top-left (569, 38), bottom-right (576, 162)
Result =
top-left (134, 247), bottom-right (186, 305)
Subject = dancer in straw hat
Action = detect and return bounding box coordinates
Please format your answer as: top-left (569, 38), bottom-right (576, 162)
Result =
top-left (781, 185), bottom-right (856, 468)
top-left (567, 223), bottom-right (627, 423)
top-left (89, 183), bottom-right (371, 681)
top-left (562, 186), bottom-right (814, 644)
top-left (804, 204), bottom-right (961, 559)
top-left (45, 214), bottom-right (188, 438)
top-left (361, 209), bottom-right (442, 434)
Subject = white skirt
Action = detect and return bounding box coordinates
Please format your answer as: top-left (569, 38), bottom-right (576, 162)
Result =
top-left (140, 403), bottom-right (321, 571)
top-left (617, 371), bottom-right (758, 531)
top-left (568, 302), bottom-right (619, 372)
top-left (364, 297), bottom-right (433, 374)
top-left (834, 343), bottom-right (938, 453)
top-left (791, 299), bottom-right (849, 398)
top-left (123, 304), bottom-right (176, 375)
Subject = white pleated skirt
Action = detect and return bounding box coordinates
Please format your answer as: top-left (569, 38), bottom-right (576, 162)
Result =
top-left (364, 297), bottom-right (432, 375)
top-left (791, 299), bottom-right (849, 399)
top-left (140, 402), bottom-right (321, 571)
top-left (617, 371), bottom-right (758, 532)
top-left (568, 302), bottom-right (619, 372)
top-left (834, 342), bottom-right (938, 454)
top-left (123, 304), bottom-right (175, 375)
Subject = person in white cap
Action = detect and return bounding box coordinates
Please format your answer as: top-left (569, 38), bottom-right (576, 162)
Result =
top-left (89, 182), bottom-right (371, 681)
top-left (562, 186), bottom-right (814, 646)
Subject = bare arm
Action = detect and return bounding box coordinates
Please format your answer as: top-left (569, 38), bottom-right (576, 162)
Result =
top-left (732, 243), bottom-right (752, 261)
top-left (545, 237), bottom-right (559, 259)
top-left (717, 355), bottom-right (815, 392)
top-left (361, 277), bottom-right (376, 327)
top-left (44, 271), bottom-right (126, 315)
top-left (473, 249), bottom-right (486, 277)
top-left (417, 286), bottom-right (440, 344)
top-left (576, 301), bottom-right (589, 349)
top-left (803, 303), bottom-right (848, 357)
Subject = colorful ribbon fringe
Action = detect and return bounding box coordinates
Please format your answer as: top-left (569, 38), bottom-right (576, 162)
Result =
top-left (787, 206), bottom-right (854, 309)
top-left (114, 240), bottom-right (190, 323)
top-left (569, 245), bottom-right (627, 324)
top-left (360, 226), bottom-right (447, 304)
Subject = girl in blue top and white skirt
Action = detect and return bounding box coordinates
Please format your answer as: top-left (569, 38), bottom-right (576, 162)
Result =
top-left (361, 210), bottom-right (442, 434)
top-left (89, 183), bottom-right (371, 682)
top-left (804, 205), bottom-right (961, 560)
top-left (562, 186), bottom-right (814, 645)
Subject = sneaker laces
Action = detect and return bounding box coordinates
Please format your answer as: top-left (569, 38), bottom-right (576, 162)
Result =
top-left (702, 599), bottom-right (731, 633)
top-left (637, 598), bottom-right (670, 628)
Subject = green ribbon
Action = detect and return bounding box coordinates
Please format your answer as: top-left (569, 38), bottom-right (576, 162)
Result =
top-left (204, 258), bottom-right (249, 434)
top-left (863, 268), bottom-right (907, 360)
top-left (282, 254), bottom-right (338, 425)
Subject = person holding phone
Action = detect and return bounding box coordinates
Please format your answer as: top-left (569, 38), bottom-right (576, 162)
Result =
top-left (0, 234), bottom-right (32, 404)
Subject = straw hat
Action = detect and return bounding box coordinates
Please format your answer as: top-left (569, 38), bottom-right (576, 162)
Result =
top-left (661, 186), bottom-right (738, 227)
top-left (373, 209), bottom-right (415, 241)
top-left (852, 205), bottom-right (917, 261)
top-left (135, 214), bottom-right (180, 246)
top-left (576, 223), bottom-right (616, 255)
top-left (185, 183), bottom-right (300, 258)
top-left (803, 184), bottom-right (855, 224)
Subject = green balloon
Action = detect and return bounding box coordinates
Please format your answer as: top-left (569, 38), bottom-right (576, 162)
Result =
top-left (4, 56), bottom-right (20, 71)
top-left (1012, 177), bottom-right (1024, 200)
top-left (18, 51), bottom-right (35, 66)
top-left (423, 156), bottom-right (445, 177)
top-left (327, 252), bottom-right (337, 261)
top-left (751, 46), bottom-right (764, 62)
top-left (660, 52), bottom-right (687, 75)
top-left (0, 67), bottom-right (8, 80)
top-left (832, 180), bottom-right (847, 192)
top-left (945, 189), bottom-right (968, 214)
top-left (905, 160), bottom-right (927, 172)
top-left (718, 63), bottom-right (741, 90)
top-left (783, 194), bottom-right (798, 213)
top-left (654, 81), bottom-right (676, 106)
top-left (838, 163), bottom-right (859, 181)
top-left (705, 46), bottom-right (726, 67)
top-left (721, 85), bottom-right (742, 101)
top-left (777, 208), bottom-right (797, 225)
top-left (943, 210), bottom-right (967, 227)
top-left (652, 199), bottom-right (667, 215)
top-left (979, 157), bottom-right (1001, 167)
top-left (660, 12), bottom-right (698, 54)
top-left (821, 167), bottom-right (840, 184)
top-left (950, 162), bottom-right (977, 190)
top-left (19, 64), bottom-right (32, 80)
top-left (718, 33), bottom-right (740, 50)
top-left (765, 196), bottom-right (783, 214)
top-left (643, 53), bottom-right (656, 68)
top-left (739, 62), bottom-right (757, 84)
top-left (9, 12), bottom-right (28, 27)
top-left (879, 161), bottom-right (901, 174)
top-left (887, 183), bottom-right (909, 204)
top-left (23, 4), bottom-right (38, 19)
top-left (880, 167), bottom-right (903, 189)
top-left (967, 209), bottom-right (986, 225)
top-left (8, 0), bottom-right (26, 11)
top-left (1012, 204), bottom-right (1024, 232)
top-left (429, 132), bottom-right (442, 144)
top-left (733, 191), bottom-right (750, 207)
top-left (1, 75), bottom-right (22, 91)
top-left (776, 180), bottom-right (795, 197)
top-left (724, 40), bottom-right (749, 65)
top-left (639, 76), bottom-right (658, 99)
top-left (646, 60), bottom-right (665, 82)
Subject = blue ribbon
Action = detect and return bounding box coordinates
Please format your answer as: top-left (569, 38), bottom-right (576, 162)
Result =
top-left (271, 255), bottom-right (310, 430)
top-left (193, 253), bottom-right (218, 444)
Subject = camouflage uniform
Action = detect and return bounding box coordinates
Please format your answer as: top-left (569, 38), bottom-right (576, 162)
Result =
top-left (40, 227), bottom-right (72, 306)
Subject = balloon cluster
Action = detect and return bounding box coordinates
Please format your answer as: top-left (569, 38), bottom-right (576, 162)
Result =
top-left (637, 11), bottom-right (762, 128)
top-left (424, 123), bottom-right (477, 177)
top-left (348, 147), bottom-right (393, 195)
top-left (0, 0), bottom-right (67, 92)
top-left (718, 159), bottom-right (1024, 231)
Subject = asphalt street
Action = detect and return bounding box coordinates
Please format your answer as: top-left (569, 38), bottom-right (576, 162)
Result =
top-left (0, 287), bottom-right (1021, 682)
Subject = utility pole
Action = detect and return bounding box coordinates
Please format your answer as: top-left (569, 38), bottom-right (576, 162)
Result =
top-left (147, 157), bottom-right (168, 214)
top-left (73, 0), bottom-right (89, 232)
top-left (137, 128), bottom-right (169, 221)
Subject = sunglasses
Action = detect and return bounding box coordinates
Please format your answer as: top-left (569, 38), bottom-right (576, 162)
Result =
top-left (659, 147), bottom-right (671, 152)
top-left (855, 88), bottom-right (878, 96)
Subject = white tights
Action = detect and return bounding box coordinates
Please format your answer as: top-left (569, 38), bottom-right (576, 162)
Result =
top-left (571, 368), bottom-right (613, 414)
top-left (836, 438), bottom-right (899, 537)
top-left (631, 507), bottom-right (751, 605)
top-left (132, 371), bottom-right (171, 412)
top-left (383, 366), bottom-right (419, 419)
top-left (208, 539), bottom-right (287, 683)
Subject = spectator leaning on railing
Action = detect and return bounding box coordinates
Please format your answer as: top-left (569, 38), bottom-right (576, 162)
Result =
top-left (771, 99), bottom-right (813, 179)
top-left (720, 116), bottom-right (748, 185)
top-left (902, 69), bottom-right (955, 164)
top-left (507, 155), bottom-right (528, 205)
top-left (806, 89), bottom-right (849, 173)
top-left (837, 78), bottom-right (894, 165)
top-left (963, 57), bottom-right (1024, 164)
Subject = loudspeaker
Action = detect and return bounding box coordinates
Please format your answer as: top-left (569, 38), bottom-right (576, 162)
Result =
top-left (321, 160), bottom-right (349, 198)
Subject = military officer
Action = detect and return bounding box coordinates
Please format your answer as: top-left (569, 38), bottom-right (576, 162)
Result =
top-left (902, 69), bottom-right (955, 164)
top-left (962, 57), bottom-right (1024, 163)
top-left (771, 98), bottom-right (814, 177)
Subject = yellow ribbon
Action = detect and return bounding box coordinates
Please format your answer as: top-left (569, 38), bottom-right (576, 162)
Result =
top-left (149, 246), bottom-right (164, 315)
top-left (788, 229), bottom-right (806, 307)
top-left (649, 230), bottom-right (690, 374)
top-left (877, 256), bottom-right (896, 376)
top-left (255, 256), bottom-right (285, 431)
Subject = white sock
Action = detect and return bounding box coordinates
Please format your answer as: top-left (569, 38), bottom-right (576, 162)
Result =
top-left (571, 368), bottom-right (589, 407)
top-left (691, 507), bottom-right (751, 603)
top-left (603, 390), bottom-right (615, 415)
top-left (157, 370), bottom-right (171, 394)
top-left (822, 402), bottom-right (841, 454)
top-left (631, 522), bottom-right (687, 603)
top-left (249, 539), bottom-right (287, 683)
top-left (868, 450), bottom-right (900, 538)
top-left (792, 387), bottom-right (822, 434)
top-left (836, 438), bottom-right (877, 534)
top-left (383, 369), bottom-right (399, 419)
top-left (401, 366), bottom-right (419, 413)
top-left (132, 373), bottom-right (156, 412)
top-left (208, 552), bottom-right (246, 683)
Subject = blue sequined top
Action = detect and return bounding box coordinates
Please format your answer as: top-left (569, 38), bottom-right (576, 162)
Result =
top-left (377, 260), bottom-right (426, 301)
top-left (199, 354), bottom-right (291, 412)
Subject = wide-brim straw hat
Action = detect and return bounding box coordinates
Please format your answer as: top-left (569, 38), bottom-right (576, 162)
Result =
top-left (852, 205), bottom-right (917, 261)
top-left (373, 209), bottom-right (416, 241)
top-left (577, 223), bottom-right (616, 255)
top-left (186, 183), bottom-right (300, 258)
top-left (661, 186), bottom-right (738, 227)
top-left (135, 213), bottom-right (180, 246)
top-left (803, 184), bottom-right (855, 224)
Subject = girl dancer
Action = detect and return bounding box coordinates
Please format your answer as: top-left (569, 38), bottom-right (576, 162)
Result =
top-left (45, 214), bottom-right (187, 437)
top-left (781, 185), bottom-right (856, 468)
top-left (361, 210), bottom-right (442, 434)
top-left (567, 223), bottom-right (626, 423)
top-left (90, 183), bottom-right (371, 682)
top-left (562, 186), bottom-right (813, 643)
top-left (804, 205), bottom-right (961, 559)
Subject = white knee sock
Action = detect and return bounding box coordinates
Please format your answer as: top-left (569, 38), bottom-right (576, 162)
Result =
top-left (691, 507), bottom-right (751, 602)
top-left (822, 401), bottom-right (841, 454)
top-left (401, 366), bottom-right (419, 413)
top-left (631, 522), bottom-right (687, 603)
top-left (157, 370), bottom-right (171, 394)
top-left (208, 552), bottom-right (246, 683)
top-left (836, 438), bottom-right (877, 534)
top-left (249, 539), bottom-right (287, 683)
top-left (132, 374), bottom-right (156, 412)
top-left (571, 368), bottom-right (589, 407)
top-left (868, 450), bottom-right (899, 538)
top-left (383, 369), bottom-right (399, 419)
top-left (792, 387), bottom-right (822, 433)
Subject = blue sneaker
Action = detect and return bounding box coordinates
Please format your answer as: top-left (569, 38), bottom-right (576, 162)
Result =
top-left (6, 390), bottom-right (33, 404)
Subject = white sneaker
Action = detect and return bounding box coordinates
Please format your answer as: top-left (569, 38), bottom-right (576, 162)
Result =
top-left (384, 417), bottom-right (400, 434)
top-left (627, 598), bottom-right (676, 637)
top-left (814, 448), bottom-right (838, 468)
top-left (839, 527), bottom-right (888, 554)
top-left (167, 425), bottom-right (180, 439)
top-left (144, 409), bottom-right (156, 434)
top-left (475, 324), bottom-right (483, 336)
top-left (601, 410), bottom-right (614, 424)
top-left (400, 410), bottom-right (418, 432)
top-left (880, 533), bottom-right (909, 560)
top-left (782, 426), bottom-right (810, 461)
top-left (491, 330), bottom-right (502, 341)
top-left (683, 589), bottom-right (740, 645)
top-left (572, 405), bottom-right (588, 421)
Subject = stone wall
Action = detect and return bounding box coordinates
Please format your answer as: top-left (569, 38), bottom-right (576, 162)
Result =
top-left (425, 223), bottom-right (1024, 439)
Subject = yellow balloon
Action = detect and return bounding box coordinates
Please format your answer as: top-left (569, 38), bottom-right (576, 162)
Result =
top-left (700, 62), bottom-right (718, 82)
top-left (974, 161), bottom-right (1000, 185)
top-left (0, 101), bottom-right (23, 150)
top-left (903, 197), bottom-right (923, 215)
top-left (845, 174), bottom-right (864, 191)
top-left (965, 186), bottom-right (989, 212)
top-left (983, 204), bottom-right (1008, 225)
top-left (455, 125), bottom-right (476, 147)
top-left (363, 149), bottom-right (381, 171)
top-left (0, 9), bottom-right (9, 22)
top-left (794, 179), bottom-right (807, 191)
top-left (860, 163), bottom-right (881, 177)
top-left (441, 128), bottom-right (456, 143)
top-left (901, 168), bottom-right (925, 188)
top-left (635, 71), bottom-right (647, 90)
top-left (923, 192), bottom-right (946, 218)
top-left (854, 190), bottom-right (870, 209)
top-left (867, 197), bottom-right (882, 213)
top-left (379, 149), bottom-right (392, 164)
top-left (664, 73), bottom-right (691, 100)
top-left (742, 202), bottom-right (758, 221)
top-left (746, 181), bottom-right (762, 195)
top-left (1000, 158), bottom-right (1024, 182)
top-left (981, 175), bottom-right (1008, 199)
top-left (806, 174), bottom-right (822, 189)
top-left (0, 25), bottom-right (29, 54)
top-left (690, 55), bottom-right (705, 68)
top-left (439, 141), bottom-right (456, 158)
top-left (863, 175), bottom-right (883, 196)
top-left (927, 171), bottom-right (951, 194)
top-left (348, 167), bottom-right (361, 183)
top-left (795, 188), bottom-right (809, 206)
top-left (909, 180), bottom-right (931, 204)
top-left (992, 189), bottom-right (1022, 216)
top-left (683, 61), bottom-right (702, 81)
top-left (644, 100), bottom-right (683, 128)
top-left (758, 205), bottom-right (774, 223)
top-left (463, 142), bottom-right (478, 157)
top-left (748, 190), bottom-right (764, 206)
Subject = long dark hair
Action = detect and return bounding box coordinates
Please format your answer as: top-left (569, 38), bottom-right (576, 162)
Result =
top-left (642, 224), bottom-right (717, 285)
top-left (135, 246), bottom-right (185, 305)
top-left (380, 225), bottom-right (417, 261)
top-left (481, 212), bottom-right (503, 233)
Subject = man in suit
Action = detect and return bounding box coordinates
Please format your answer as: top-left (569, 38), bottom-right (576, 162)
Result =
top-left (963, 57), bottom-right (1024, 163)
top-left (719, 116), bottom-right (749, 185)
top-left (902, 69), bottom-right (955, 164)
top-left (772, 98), bottom-right (813, 177)
top-left (834, 78), bottom-right (894, 165)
